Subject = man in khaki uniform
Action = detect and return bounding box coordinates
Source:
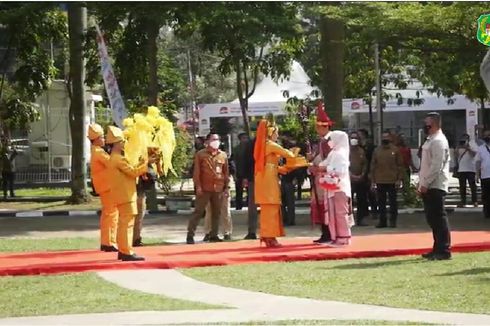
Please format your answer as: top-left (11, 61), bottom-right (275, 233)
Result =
top-left (187, 133), bottom-right (229, 244)
top-left (370, 131), bottom-right (404, 228)
top-left (88, 124), bottom-right (118, 252)
top-left (349, 131), bottom-right (369, 226)
top-left (106, 126), bottom-right (155, 261)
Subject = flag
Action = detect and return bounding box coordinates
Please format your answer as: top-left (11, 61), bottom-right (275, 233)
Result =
top-left (95, 24), bottom-right (127, 127)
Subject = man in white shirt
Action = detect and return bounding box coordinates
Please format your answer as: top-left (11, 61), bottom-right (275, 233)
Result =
top-left (418, 112), bottom-right (451, 260)
top-left (475, 129), bottom-right (490, 219)
top-left (455, 133), bottom-right (478, 207)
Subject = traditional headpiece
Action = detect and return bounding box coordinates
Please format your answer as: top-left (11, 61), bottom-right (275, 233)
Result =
top-left (316, 101), bottom-right (334, 127)
top-left (265, 112), bottom-right (278, 137)
top-left (106, 126), bottom-right (124, 144)
top-left (87, 123), bottom-right (104, 141)
top-left (254, 119), bottom-right (267, 175)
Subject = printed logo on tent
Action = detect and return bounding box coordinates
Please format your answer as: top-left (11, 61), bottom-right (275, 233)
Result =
top-left (219, 107), bottom-right (229, 114)
top-left (351, 102), bottom-right (361, 110)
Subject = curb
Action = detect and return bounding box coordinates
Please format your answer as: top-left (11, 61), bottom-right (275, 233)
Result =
top-left (0, 209), bottom-right (191, 218)
top-left (0, 207), bottom-right (482, 218)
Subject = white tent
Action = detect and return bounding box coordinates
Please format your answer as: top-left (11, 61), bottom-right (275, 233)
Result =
top-left (197, 61), bottom-right (318, 136)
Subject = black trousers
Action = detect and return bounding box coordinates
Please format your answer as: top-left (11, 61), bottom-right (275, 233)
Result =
top-left (481, 178), bottom-right (490, 218)
top-left (422, 189), bottom-right (451, 254)
top-left (2, 172), bottom-right (15, 198)
top-left (458, 172), bottom-right (477, 205)
top-left (376, 183), bottom-right (398, 223)
top-left (352, 180), bottom-right (369, 222)
top-left (281, 180), bottom-right (296, 225)
top-left (235, 177), bottom-right (245, 210)
top-left (367, 178), bottom-right (378, 215)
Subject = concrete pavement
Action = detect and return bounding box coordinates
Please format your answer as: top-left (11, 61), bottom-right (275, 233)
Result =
top-left (1, 269), bottom-right (490, 325)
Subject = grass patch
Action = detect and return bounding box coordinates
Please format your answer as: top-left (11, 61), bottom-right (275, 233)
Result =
top-left (0, 199), bottom-right (101, 212)
top-left (15, 188), bottom-right (71, 197)
top-left (0, 273), bottom-right (220, 318)
top-left (200, 321), bottom-right (431, 325)
top-left (0, 237), bottom-right (169, 253)
top-left (183, 252), bottom-right (490, 314)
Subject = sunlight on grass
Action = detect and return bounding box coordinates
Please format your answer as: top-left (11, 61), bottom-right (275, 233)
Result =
top-left (0, 273), bottom-right (221, 318)
top-left (183, 252), bottom-right (490, 314)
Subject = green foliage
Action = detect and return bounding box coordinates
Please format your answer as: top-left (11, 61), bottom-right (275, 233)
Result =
top-left (281, 97), bottom-right (319, 146)
top-left (157, 126), bottom-right (193, 194)
top-left (401, 174), bottom-right (423, 208)
top-left (180, 2), bottom-right (305, 134)
top-left (299, 2), bottom-right (490, 118)
top-left (0, 3), bottom-right (67, 136)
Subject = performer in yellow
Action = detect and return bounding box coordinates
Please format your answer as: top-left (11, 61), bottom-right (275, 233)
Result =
top-left (88, 123), bottom-right (118, 252)
top-left (254, 117), bottom-right (296, 248)
top-left (106, 126), bottom-right (155, 261)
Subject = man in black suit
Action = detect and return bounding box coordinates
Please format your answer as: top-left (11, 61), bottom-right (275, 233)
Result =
top-left (242, 137), bottom-right (258, 239)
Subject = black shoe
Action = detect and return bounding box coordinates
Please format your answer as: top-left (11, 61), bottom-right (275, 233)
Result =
top-left (118, 252), bottom-right (145, 261)
top-left (428, 252), bottom-right (452, 261)
top-left (208, 236), bottom-right (223, 242)
top-left (376, 223), bottom-right (387, 228)
top-left (313, 236), bottom-right (331, 244)
top-left (100, 245), bottom-right (118, 252)
top-left (224, 234), bottom-right (232, 241)
top-left (186, 235), bottom-right (195, 244)
top-left (244, 233), bottom-right (257, 240)
top-left (133, 238), bottom-right (143, 247)
top-left (203, 234), bottom-right (210, 242)
top-left (421, 251), bottom-right (434, 259)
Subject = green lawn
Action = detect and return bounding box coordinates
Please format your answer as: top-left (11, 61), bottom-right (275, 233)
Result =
top-left (15, 188), bottom-right (71, 197)
top-left (0, 237), bottom-right (169, 253)
top-left (0, 273), bottom-right (221, 318)
top-left (202, 321), bottom-right (430, 325)
top-left (183, 252), bottom-right (490, 314)
top-left (0, 199), bottom-right (102, 211)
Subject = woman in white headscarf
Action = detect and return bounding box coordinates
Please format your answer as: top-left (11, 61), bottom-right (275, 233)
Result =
top-left (318, 130), bottom-right (354, 246)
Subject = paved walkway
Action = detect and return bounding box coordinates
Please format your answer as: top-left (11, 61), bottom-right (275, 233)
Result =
top-left (2, 269), bottom-right (490, 325)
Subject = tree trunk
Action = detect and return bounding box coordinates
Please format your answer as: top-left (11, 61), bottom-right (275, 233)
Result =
top-left (147, 22), bottom-right (159, 106)
top-left (320, 16), bottom-right (345, 129)
top-left (235, 61), bottom-right (251, 135)
top-left (146, 22), bottom-right (160, 211)
top-left (66, 3), bottom-right (90, 204)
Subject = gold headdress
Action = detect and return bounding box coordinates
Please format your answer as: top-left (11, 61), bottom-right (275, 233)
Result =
top-left (265, 113), bottom-right (278, 137)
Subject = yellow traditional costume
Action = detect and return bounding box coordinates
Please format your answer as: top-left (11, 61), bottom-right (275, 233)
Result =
top-left (88, 123), bottom-right (118, 251)
top-left (106, 126), bottom-right (148, 258)
top-left (254, 117), bottom-right (296, 247)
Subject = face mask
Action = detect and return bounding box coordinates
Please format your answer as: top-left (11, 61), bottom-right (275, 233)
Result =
top-left (209, 140), bottom-right (220, 149)
top-left (423, 125), bottom-right (432, 135)
top-left (350, 139), bottom-right (359, 146)
top-left (381, 139), bottom-right (390, 146)
top-left (484, 137), bottom-right (490, 143)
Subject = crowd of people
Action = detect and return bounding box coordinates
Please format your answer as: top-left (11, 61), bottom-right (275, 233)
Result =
top-left (183, 109), bottom-right (460, 259)
top-left (82, 108), bottom-right (490, 261)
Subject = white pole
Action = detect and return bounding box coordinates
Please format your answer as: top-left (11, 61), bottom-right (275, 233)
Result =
top-left (374, 42), bottom-right (382, 145)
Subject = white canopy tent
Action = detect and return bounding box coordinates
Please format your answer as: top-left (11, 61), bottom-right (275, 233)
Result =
top-left (197, 61), bottom-right (319, 136)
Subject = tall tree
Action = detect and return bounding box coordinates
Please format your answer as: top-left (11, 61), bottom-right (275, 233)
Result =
top-left (180, 3), bottom-right (304, 135)
top-left (320, 14), bottom-right (345, 128)
top-left (67, 3), bottom-right (90, 204)
top-left (0, 3), bottom-right (66, 138)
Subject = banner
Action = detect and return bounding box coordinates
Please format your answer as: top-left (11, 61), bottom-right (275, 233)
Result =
top-left (95, 24), bottom-right (127, 127)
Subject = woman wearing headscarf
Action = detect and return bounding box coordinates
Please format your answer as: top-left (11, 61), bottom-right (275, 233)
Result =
top-left (319, 130), bottom-right (354, 246)
top-left (254, 116), bottom-right (296, 248)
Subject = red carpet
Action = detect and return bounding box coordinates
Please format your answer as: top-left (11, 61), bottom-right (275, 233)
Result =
top-left (1, 231), bottom-right (490, 277)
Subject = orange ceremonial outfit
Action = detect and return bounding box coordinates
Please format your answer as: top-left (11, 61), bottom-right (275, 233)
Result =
top-left (109, 153), bottom-right (148, 255)
top-left (255, 140), bottom-right (295, 238)
top-left (90, 145), bottom-right (118, 247)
